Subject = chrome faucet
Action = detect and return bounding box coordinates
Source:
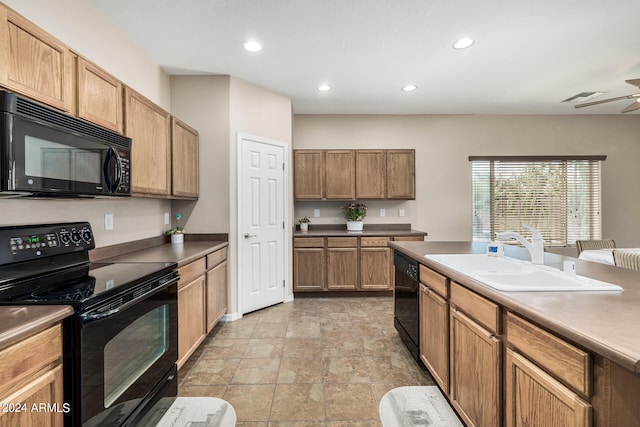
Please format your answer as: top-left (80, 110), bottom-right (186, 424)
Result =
top-left (495, 225), bottom-right (545, 264)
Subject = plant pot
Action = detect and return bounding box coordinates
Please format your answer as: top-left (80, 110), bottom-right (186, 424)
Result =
top-left (346, 220), bottom-right (363, 231)
top-left (299, 223), bottom-right (309, 233)
top-left (171, 233), bottom-right (184, 245)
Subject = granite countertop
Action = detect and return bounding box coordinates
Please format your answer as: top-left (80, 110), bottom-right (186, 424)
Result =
top-left (103, 241), bottom-right (228, 267)
top-left (294, 224), bottom-right (427, 238)
top-left (0, 305), bottom-right (73, 350)
top-left (389, 241), bottom-right (640, 375)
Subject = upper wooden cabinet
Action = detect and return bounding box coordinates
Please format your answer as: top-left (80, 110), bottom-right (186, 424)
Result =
top-left (171, 117), bottom-right (199, 199)
top-left (294, 150), bottom-right (324, 199)
top-left (0, 3), bottom-right (74, 113)
top-left (325, 150), bottom-right (355, 199)
top-left (125, 87), bottom-right (172, 196)
top-left (355, 150), bottom-right (386, 199)
top-left (293, 149), bottom-right (415, 200)
top-left (77, 58), bottom-right (123, 133)
top-left (387, 150), bottom-right (415, 199)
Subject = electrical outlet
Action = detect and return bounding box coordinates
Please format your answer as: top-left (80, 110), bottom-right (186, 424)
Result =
top-left (104, 213), bottom-right (114, 231)
top-left (399, 209), bottom-right (405, 217)
top-left (380, 208), bottom-right (386, 217)
top-left (164, 212), bottom-right (170, 225)
top-left (314, 209), bottom-right (320, 217)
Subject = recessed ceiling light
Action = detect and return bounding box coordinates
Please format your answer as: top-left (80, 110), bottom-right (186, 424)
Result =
top-left (243, 40), bottom-right (262, 52)
top-left (402, 85), bottom-right (417, 92)
top-left (453, 37), bottom-right (474, 50)
top-left (318, 84), bottom-right (331, 92)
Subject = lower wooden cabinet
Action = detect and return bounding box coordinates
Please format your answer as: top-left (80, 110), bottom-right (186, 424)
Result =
top-left (505, 348), bottom-right (591, 427)
top-left (178, 247), bottom-right (228, 368)
top-left (360, 237), bottom-right (392, 290)
top-left (294, 235), bottom-right (423, 292)
top-left (177, 273), bottom-right (206, 368)
top-left (206, 260), bottom-right (227, 333)
top-left (0, 324), bottom-right (65, 427)
top-left (419, 284), bottom-right (449, 393)
top-left (327, 238), bottom-right (358, 290)
top-left (450, 308), bottom-right (501, 427)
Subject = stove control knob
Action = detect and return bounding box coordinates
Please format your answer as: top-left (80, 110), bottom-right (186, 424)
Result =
top-left (81, 229), bottom-right (93, 243)
top-left (60, 232), bottom-right (71, 245)
top-left (71, 231), bottom-right (81, 243)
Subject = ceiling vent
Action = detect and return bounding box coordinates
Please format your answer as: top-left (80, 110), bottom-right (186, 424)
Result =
top-left (562, 92), bottom-right (604, 103)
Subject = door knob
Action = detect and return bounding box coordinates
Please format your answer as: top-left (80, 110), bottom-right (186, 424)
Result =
top-left (244, 233), bottom-right (257, 238)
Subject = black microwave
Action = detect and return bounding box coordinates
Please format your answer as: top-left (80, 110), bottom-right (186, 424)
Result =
top-left (0, 90), bottom-right (131, 197)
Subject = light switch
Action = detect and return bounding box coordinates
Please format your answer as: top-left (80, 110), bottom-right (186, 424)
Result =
top-left (399, 209), bottom-right (405, 217)
top-left (380, 208), bottom-right (386, 217)
top-left (104, 213), bottom-right (114, 230)
top-left (314, 209), bottom-right (320, 217)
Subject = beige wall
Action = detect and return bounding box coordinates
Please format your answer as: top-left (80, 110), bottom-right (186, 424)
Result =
top-left (1, 0), bottom-right (172, 247)
top-left (293, 114), bottom-right (640, 246)
top-left (170, 75), bottom-right (293, 318)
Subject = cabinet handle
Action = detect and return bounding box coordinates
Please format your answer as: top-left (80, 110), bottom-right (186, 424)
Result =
top-left (244, 233), bottom-right (257, 238)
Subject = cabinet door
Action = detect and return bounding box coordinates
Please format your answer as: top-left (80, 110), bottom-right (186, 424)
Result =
top-left (325, 150), bottom-right (355, 199)
top-left (206, 260), bottom-right (227, 332)
top-left (360, 247), bottom-right (392, 290)
top-left (178, 275), bottom-right (206, 368)
top-left (0, 4), bottom-right (74, 113)
top-left (77, 57), bottom-right (123, 132)
top-left (293, 247), bottom-right (325, 291)
top-left (0, 365), bottom-right (64, 427)
top-left (327, 247), bottom-right (358, 290)
top-left (125, 87), bottom-right (172, 196)
top-left (387, 149), bottom-right (415, 199)
top-left (420, 285), bottom-right (450, 393)
top-left (294, 150), bottom-right (324, 199)
top-left (355, 150), bottom-right (386, 199)
top-left (171, 117), bottom-right (199, 199)
top-left (450, 308), bottom-right (501, 427)
top-left (505, 349), bottom-right (591, 427)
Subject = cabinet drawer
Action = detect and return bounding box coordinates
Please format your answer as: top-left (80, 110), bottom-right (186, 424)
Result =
top-left (450, 281), bottom-right (500, 334)
top-left (361, 236), bottom-right (389, 247)
top-left (419, 265), bottom-right (448, 298)
top-left (206, 247), bottom-right (227, 269)
top-left (0, 324), bottom-right (62, 397)
top-left (507, 312), bottom-right (591, 396)
top-left (327, 237), bottom-right (358, 247)
top-left (178, 258), bottom-right (206, 286)
top-left (294, 237), bottom-right (324, 248)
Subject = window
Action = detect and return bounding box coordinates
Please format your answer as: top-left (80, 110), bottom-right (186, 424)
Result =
top-left (471, 156), bottom-right (605, 247)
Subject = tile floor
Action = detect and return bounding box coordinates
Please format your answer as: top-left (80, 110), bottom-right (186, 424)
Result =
top-left (178, 296), bottom-right (435, 426)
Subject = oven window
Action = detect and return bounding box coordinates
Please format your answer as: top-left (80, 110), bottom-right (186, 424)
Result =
top-left (103, 305), bottom-right (169, 407)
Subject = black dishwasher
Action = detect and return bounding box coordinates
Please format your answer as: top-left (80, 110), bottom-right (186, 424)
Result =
top-left (393, 250), bottom-right (420, 361)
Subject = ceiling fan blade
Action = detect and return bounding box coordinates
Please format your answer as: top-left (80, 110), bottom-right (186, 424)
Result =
top-left (625, 79), bottom-right (640, 88)
top-left (622, 100), bottom-right (640, 113)
top-left (575, 93), bottom-right (640, 108)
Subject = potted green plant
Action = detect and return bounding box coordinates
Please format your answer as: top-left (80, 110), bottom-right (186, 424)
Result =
top-left (165, 212), bottom-right (184, 244)
top-left (343, 202), bottom-right (367, 231)
top-left (298, 216), bottom-right (311, 232)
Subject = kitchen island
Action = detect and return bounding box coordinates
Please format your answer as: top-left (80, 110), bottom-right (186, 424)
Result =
top-left (390, 240), bottom-right (640, 427)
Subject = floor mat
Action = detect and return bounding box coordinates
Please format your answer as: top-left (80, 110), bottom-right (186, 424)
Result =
top-left (379, 386), bottom-right (463, 426)
top-left (155, 397), bottom-right (236, 426)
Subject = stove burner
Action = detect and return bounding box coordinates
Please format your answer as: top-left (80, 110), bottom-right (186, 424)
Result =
top-left (29, 277), bottom-right (95, 301)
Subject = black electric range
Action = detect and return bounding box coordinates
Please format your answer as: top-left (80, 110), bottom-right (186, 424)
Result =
top-left (0, 222), bottom-right (180, 426)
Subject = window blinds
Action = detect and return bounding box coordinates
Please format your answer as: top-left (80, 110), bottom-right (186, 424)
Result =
top-left (470, 156), bottom-right (605, 246)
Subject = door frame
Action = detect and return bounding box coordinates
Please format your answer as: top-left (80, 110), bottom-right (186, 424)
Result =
top-left (236, 133), bottom-right (291, 315)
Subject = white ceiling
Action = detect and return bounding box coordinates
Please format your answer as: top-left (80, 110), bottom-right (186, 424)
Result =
top-left (89, 0), bottom-right (640, 115)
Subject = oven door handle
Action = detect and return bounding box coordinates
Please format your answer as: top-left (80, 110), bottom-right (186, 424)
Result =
top-left (79, 276), bottom-right (179, 323)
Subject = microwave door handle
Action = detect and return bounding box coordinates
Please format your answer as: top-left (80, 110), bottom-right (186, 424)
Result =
top-left (103, 147), bottom-right (122, 192)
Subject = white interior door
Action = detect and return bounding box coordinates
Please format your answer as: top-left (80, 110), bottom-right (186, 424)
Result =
top-left (239, 136), bottom-right (286, 314)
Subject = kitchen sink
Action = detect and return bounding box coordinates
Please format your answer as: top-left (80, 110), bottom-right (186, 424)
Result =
top-left (424, 254), bottom-right (623, 292)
